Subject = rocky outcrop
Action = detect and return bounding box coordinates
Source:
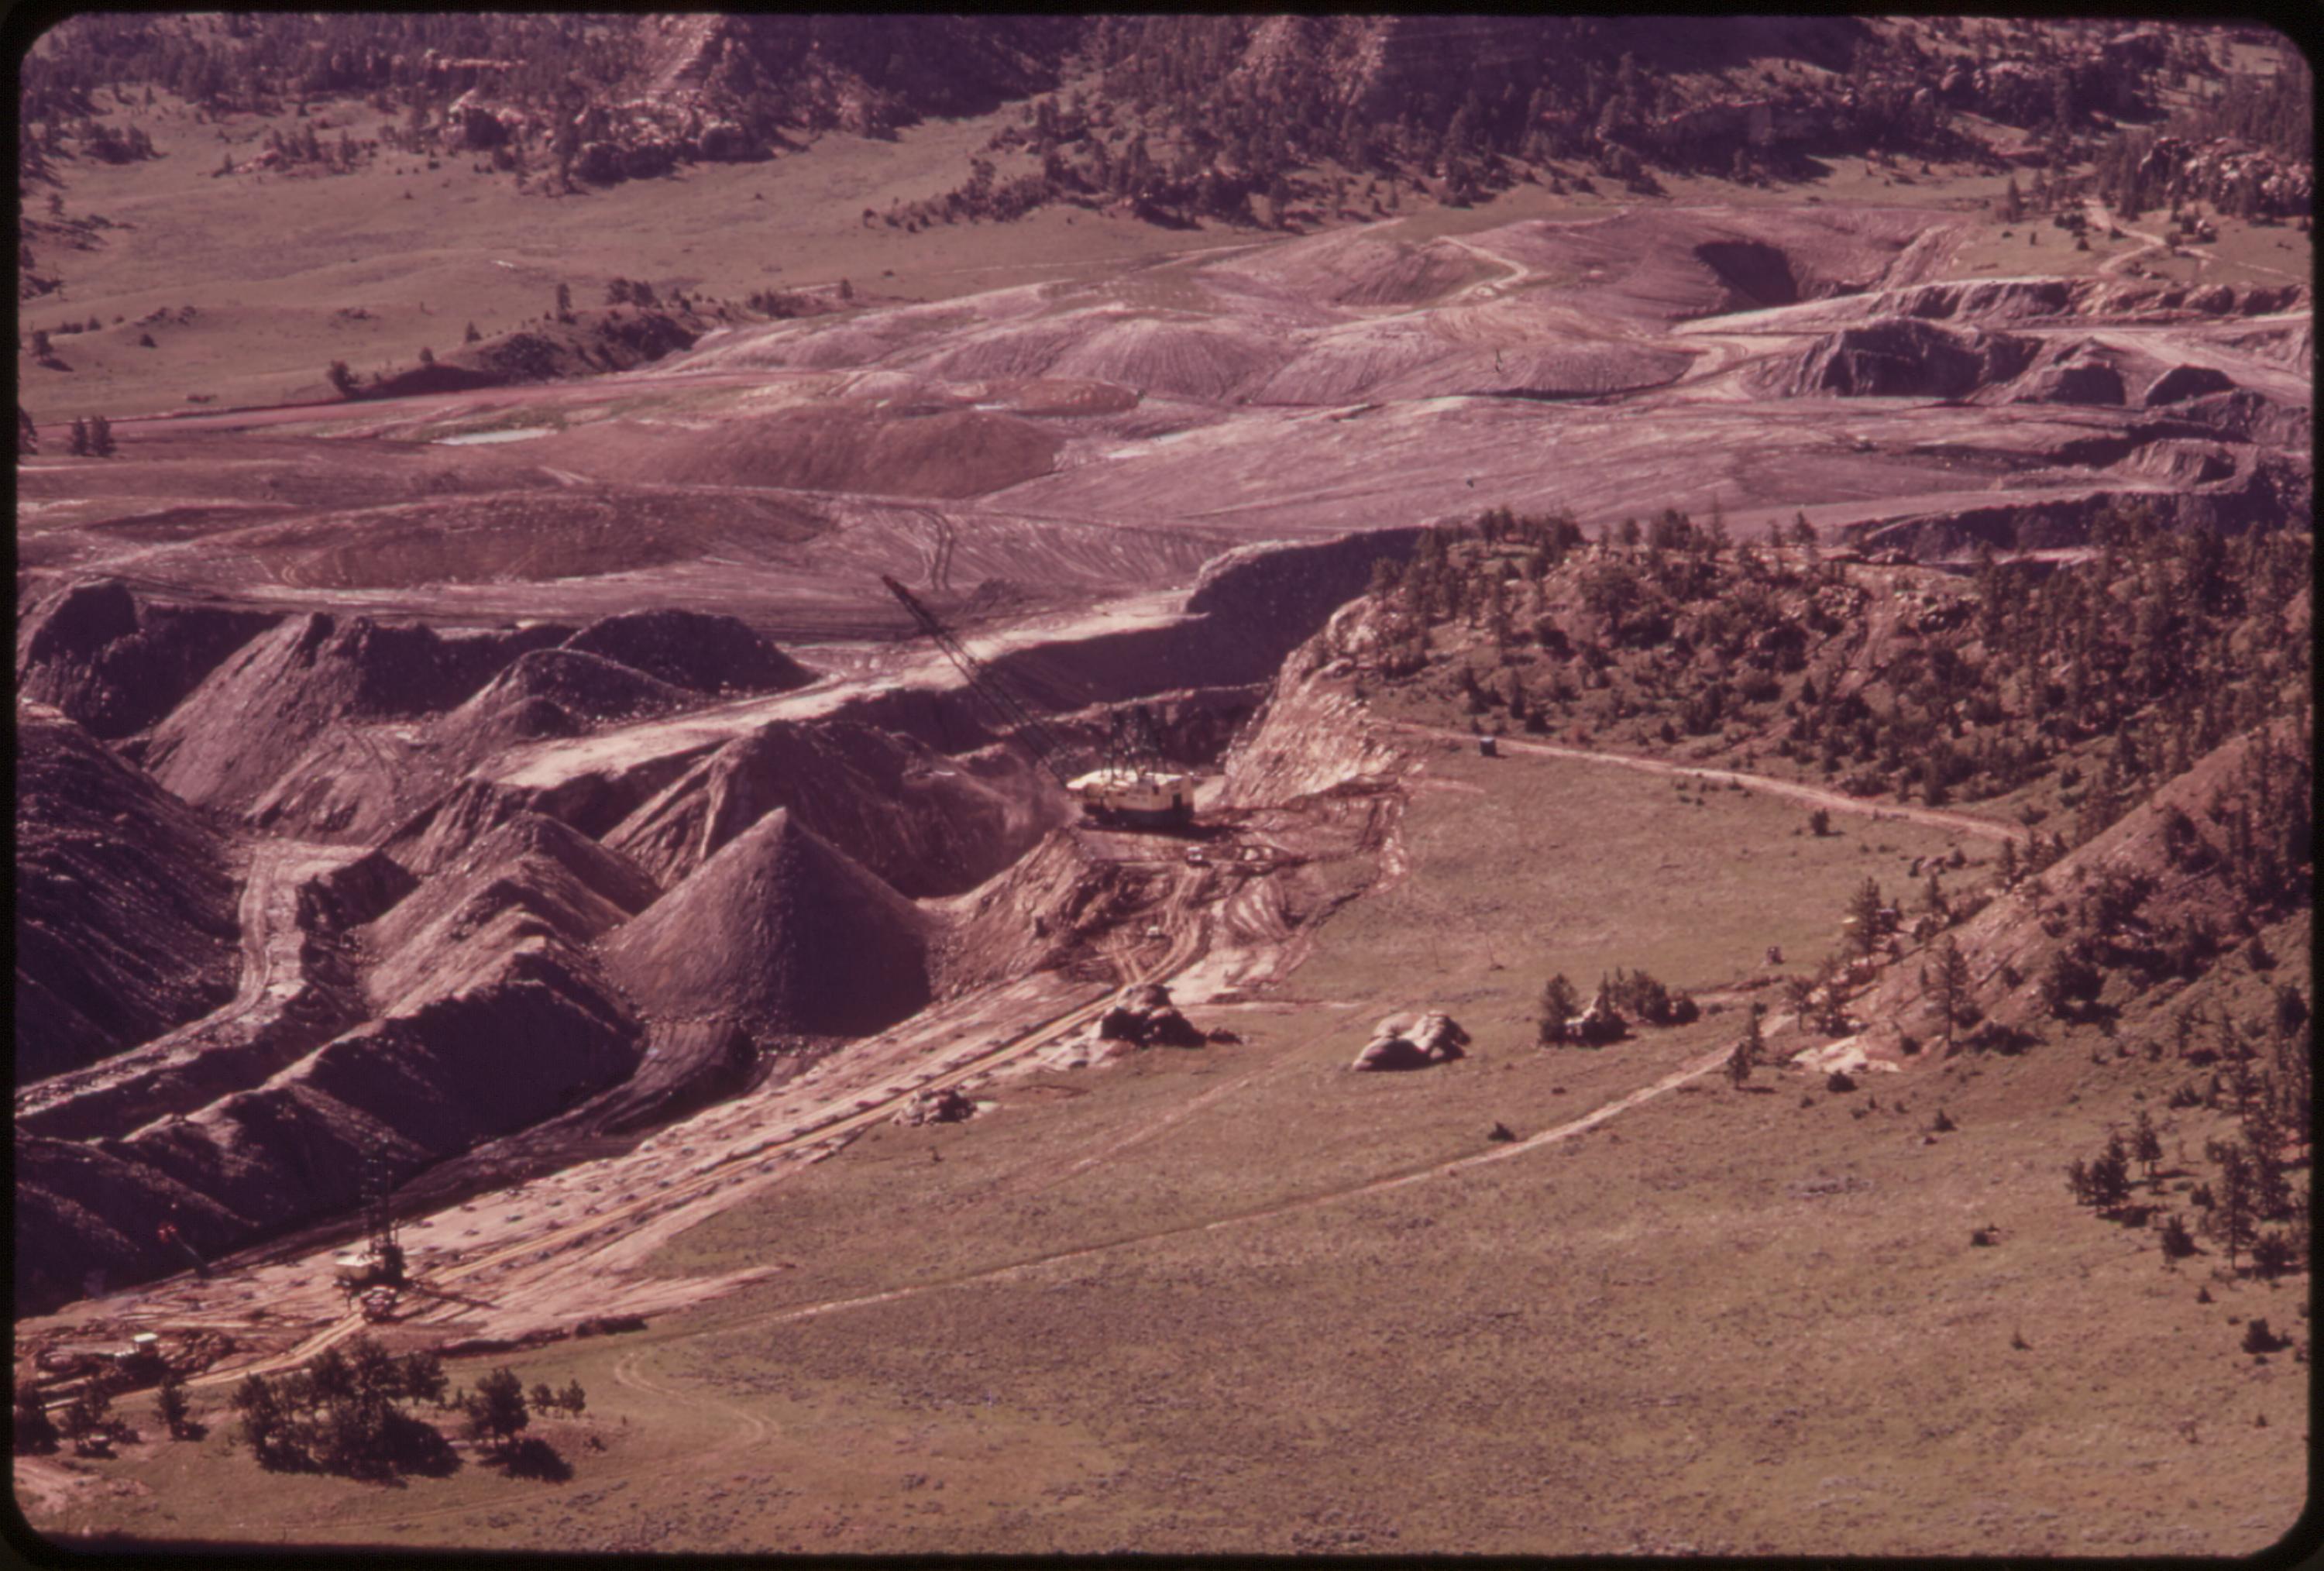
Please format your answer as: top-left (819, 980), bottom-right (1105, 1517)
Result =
top-left (1095, 981), bottom-right (1206, 1047)
top-left (895, 1085), bottom-right (977, 1126)
top-left (1352, 1011), bottom-right (1470, 1071)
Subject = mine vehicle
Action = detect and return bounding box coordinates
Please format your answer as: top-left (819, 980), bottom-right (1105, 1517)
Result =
top-left (879, 575), bottom-right (1195, 828)
top-left (111, 1333), bottom-right (167, 1387)
top-left (1069, 702), bottom-right (1194, 829)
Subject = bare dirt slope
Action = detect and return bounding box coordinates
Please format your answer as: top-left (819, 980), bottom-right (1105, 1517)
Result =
top-left (14, 701), bottom-right (242, 1085)
top-left (603, 807), bottom-right (937, 1040)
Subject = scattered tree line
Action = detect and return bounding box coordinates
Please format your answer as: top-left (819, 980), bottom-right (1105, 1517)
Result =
top-left (2067, 985), bottom-right (2309, 1283)
top-left (1537, 966), bottom-right (1697, 1047)
top-left (226, 1336), bottom-right (586, 1483)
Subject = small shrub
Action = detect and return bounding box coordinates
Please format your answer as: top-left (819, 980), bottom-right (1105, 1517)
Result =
top-left (1825, 1070), bottom-right (1856, 1092)
top-left (155, 1373), bottom-right (192, 1439)
top-left (502, 1435), bottom-right (572, 1481)
top-left (2251, 1231), bottom-right (2299, 1279)
top-left (12, 1386), bottom-right (59, 1454)
top-left (2242, 1318), bottom-right (2283, 1355)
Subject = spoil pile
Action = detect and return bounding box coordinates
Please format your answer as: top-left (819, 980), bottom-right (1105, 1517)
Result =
top-left (603, 807), bottom-right (934, 1037)
top-left (140, 614), bottom-right (569, 816)
top-left (15, 702), bottom-right (241, 1084)
top-left (15, 934), bottom-right (644, 1315)
top-left (560, 609), bottom-right (813, 695)
top-left (606, 720), bottom-right (1057, 896)
top-left (367, 1020), bottom-right (760, 1212)
top-left (2143, 363), bottom-right (2237, 407)
top-left (361, 813), bottom-right (662, 1014)
top-left (15, 578), bottom-right (279, 739)
top-left (433, 648), bottom-right (700, 748)
top-left (1351, 1011), bottom-right (1470, 1071)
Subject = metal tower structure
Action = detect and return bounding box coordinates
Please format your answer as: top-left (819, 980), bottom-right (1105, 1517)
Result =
top-left (880, 575), bottom-right (1079, 787)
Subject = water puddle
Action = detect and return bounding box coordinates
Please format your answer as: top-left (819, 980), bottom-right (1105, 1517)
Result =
top-left (432, 425), bottom-right (555, 446)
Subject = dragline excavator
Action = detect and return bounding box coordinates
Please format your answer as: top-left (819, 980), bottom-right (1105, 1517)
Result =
top-left (880, 575), bottom-right (1195, 829)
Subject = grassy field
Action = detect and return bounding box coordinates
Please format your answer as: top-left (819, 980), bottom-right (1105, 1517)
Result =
top-left (23, 738), bottom-right (2301, 1555)
top-left (19, 91), bottom-right (1264, 422)
top-left (38, 85), bottom-right (2309, 431)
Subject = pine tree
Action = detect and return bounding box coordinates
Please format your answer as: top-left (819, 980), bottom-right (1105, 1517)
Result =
top-left (155, 1373), bottom-right (191, 1439)
top-left (13, 1384), bottom-right (59, 1454)
top-left (1926, 937), bottom-right (1974, 1049)
top-left (67, 416), bottom-right (90, 455)
top-left (1537, 974), bottom-right (1580, 1045)
top-left (2131, 1109), bottom-right (2164, 1185)
top-left (2202, 1140), bottom-right (2257, 1270)
top-left (398, 1349), bottom-right (448, 1408)
top-left (1844, 876), bottom-right (1886, 957)
top-left (2088, 1136), bottom-right (2132, 1210)
top-left (465, 1367), bottom-right (528, 1454)
top-left (1727, 1004), bottom-right (1764, 1087)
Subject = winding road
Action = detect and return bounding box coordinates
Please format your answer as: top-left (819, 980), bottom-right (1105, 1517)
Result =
top-left (1384, 723), bottom-right (2025, 844)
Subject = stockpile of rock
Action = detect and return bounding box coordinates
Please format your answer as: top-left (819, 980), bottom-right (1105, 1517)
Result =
top-left (1350, 1011), bottom-right (1469, 1071)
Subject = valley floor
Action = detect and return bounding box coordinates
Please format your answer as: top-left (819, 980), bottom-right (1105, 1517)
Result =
top-left (17, 717), bottom-right (2306, 1556)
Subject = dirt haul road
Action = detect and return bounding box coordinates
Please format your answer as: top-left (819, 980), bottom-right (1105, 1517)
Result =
top-left (179, 910), bottom-right (1211, 1392)
top-left (14, 838), bottom-right (360, 1126)
top-left (303, 997), bottom-right (1773, 1542)
top-left (1385, 723), bottom-right (2027, 844)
